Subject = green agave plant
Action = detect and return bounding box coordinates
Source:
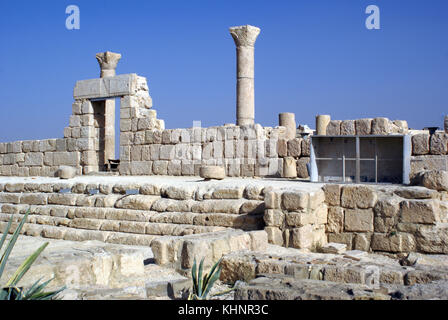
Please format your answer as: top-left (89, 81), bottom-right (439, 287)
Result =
top-left (0, 210), bottom-right (65, 300)
top-left (188, 257), bottom-right (226, 300)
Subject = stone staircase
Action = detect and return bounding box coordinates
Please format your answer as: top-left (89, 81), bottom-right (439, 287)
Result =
top-left (0, 181), bottom-right (266, 247)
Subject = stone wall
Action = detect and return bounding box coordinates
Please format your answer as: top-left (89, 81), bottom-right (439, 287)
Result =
top-left (1, 96), bottom-right (447, 179)
top-left (0, 139), bottom-right (81, 177)
top-left (263, 188), bottom-right (327, 250)
top-left (261, 182), bottom-right (448, 255)
top-left (323, 117), bottom-right (408, 136)
top-left (322, 184), bottom-right (448, 254)
top-left (1, 177), bottom-right (447, 255)
top-left (119, 124), bottom-right (311, 178)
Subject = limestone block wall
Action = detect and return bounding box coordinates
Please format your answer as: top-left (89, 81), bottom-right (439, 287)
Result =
top-left (410, 131), bottom-right (448, 178)
top-left (0, 139), bottom-right (82, 177)
top-left (263, 188), bottom-right (328, 250)
top-left (261, 182), bottom-right (448, 255)
top-left (119, 124), bottom-right (310, 178)
top-left (0, 73), bottom-right (164, 177)
top-left (323, 117), bottom-right (409, 136)
top-left (275, 136), bottom-right (312, 178)
top-left (2, 100), bottom-right (447, 180)
top-left (322, 184), bottom-right (448, 254)
top-left (73, 74), bottom-right (164, 174)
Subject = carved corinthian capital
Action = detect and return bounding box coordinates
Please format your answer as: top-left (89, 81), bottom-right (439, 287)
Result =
top-left (229, 25), bottom-right (261, 47)
top-left (95, 51), bottom-right (122, 78)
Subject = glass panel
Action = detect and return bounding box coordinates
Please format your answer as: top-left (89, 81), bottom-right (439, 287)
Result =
top-left (376, 137), bottom-right (403, 160)
top-left (360, 160), bottom-right (376, 183)
top-left (378, 159), bottom-right (402, 183)
top-left (317, 159), bottom-right (343, 183)
top-left (360, 137), bottom-right (376, 159)
top-left (344, 159), bottom-right (356, 183)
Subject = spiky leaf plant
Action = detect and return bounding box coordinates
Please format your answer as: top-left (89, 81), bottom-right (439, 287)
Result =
top-left (188, 257), bottom-right (224, 300)
top-left (0, 210), bottom-right (65, 300)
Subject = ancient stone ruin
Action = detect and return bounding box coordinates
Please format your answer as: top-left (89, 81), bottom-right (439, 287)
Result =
top-left (1, 25), bottom-right (448, 300)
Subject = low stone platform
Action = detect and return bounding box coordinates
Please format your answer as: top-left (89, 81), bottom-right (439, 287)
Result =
top-left (1, 175), bottom-right (448, 256)
top-left (220, 245), bottom-right (448, 300)
top-left (234, 275), bottom-right (448, 300)
top-left (0, 235), bottom-right (192, 300)
top-left (0, 175), bottom-right (324, 250)
top-left (3, 235), bottom-right (448, 300)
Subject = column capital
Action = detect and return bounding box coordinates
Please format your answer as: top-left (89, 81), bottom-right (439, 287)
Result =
top-left (96, 51), bottom-right (122, 78)
top-left (229, 25), bottom-right (260, 47)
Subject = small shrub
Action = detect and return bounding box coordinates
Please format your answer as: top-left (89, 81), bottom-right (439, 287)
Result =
top-left (188, 257), bottom-right (223, 300)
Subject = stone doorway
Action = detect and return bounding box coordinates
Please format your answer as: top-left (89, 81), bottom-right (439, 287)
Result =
top-left (90, 98), bottom-right (117, 172)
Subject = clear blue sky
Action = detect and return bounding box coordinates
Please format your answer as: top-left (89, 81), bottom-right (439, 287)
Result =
top-left (0, 0), bottom-right (447, 143)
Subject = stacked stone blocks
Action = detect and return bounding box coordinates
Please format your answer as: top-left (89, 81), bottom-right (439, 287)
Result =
top-left (323, 184), bottom-right (448, 254)
top-left (0, 181), bottom-right (268, 247)
top-left (263, 188), bottom-right (328, 250)
top-left (120, 124), bottom-right (292, 178)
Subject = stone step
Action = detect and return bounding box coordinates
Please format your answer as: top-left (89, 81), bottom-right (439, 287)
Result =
top-left (234, 274), bottom-right (448, 300)
top-left (0, 212), bottom-right (226, 238)
top-left (0, 204), bottom-right (264, 230)
top-left (219, 246), bottom-right (448, 287)
top-left (143, 264), bottom-right (190, 298)
top-left (66, 265), bottom-right (190, 300)
top-left (0, 221), bottom-right (158, 246)
top-left (150, 230), bottom-right (268, 273)
top-left (234, 275), bottom-right (391, 300)
top-left (0, 192), bottom-right (265, 215)
top-left (0, 182), bottom-right (267, 202)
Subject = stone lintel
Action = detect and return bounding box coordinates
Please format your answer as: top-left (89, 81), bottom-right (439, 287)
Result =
top-left (73, 73), bottom-right (141, 100)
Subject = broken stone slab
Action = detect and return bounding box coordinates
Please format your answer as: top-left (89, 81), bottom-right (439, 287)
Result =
top-left (283, 157), bottom-right (297, 178)
top-left (421, 170), bottom-right (448, 191)
top-left (343, 250), bottom-right (368, 261)
top-left (57, 166), bottom-right (77, 179)
top-left (234, 275), bottom-right (391, 300)
top-left (371, 117), bottom-right (390, 135)
top-left (401, 252), bottom-right (448, 267)
top-left (199, 165), bottom-right (225, 180)
top-left (115, 195), bottom-right (160, 210)
top-left (411, 133), bottom-right (430, 155)
top-left (1, 235), bottom-right (152, 292)
top-left (150, 230), bottom-right (267, 273)
top-left (321, 242), bottom-right (347, 254)
top-left (393, 186), bottom-right (438, 199)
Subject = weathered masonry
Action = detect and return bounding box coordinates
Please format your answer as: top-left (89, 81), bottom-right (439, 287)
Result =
top-left (0, 25), bottom-right (447, 183)
top-left (1, 24), bottom-right (448, 285)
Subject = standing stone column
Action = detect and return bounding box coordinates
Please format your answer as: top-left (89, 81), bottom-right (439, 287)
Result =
top-left (444, 116), bottom-right (448, 133)
top-left (96, 51), bottom-right (122, 165)
top-left (316, 115), bottom-right (331, 135)
top-left (279, 113), bottom-right (296, 140)
top-left (229, 25), bottom-right (261, 126)
top-left (104, 100), bottom-right (116, 163)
